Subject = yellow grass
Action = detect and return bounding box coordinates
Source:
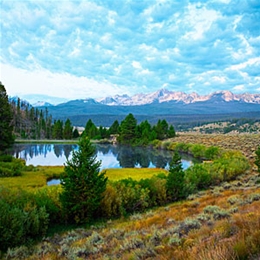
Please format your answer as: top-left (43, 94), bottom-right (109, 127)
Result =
top-left (104, 168), bottom-right (167, 181)
top-left (0, 166), bottom-right (167, 189)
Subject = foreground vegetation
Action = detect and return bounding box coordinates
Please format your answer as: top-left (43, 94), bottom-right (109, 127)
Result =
top-left (1, 133), bottom-right (260, 259)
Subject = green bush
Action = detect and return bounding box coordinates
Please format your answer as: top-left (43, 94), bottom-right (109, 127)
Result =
top-left (0, 188), bottom-right (49, 251)
top-left (33, 186), bottom-right (62, 224)
top-left (0, 154), bottom-right (13, 162)
top-left (185, 164), bottom-right (212, 192)
top-left (189, 144), bottom-right (206, 158)
top-left (204, 146), bottom-right (221, 159)
top-left (0, 158), bottom-right (25, 177)
top-left (174, 142), bottom-right (191, 153)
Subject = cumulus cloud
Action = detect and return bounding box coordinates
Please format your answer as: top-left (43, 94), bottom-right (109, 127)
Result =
top-left (0, 0), bottom-right (259, 99)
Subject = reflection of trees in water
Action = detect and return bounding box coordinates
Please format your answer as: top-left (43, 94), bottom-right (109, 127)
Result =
top-left (117, 146), bottom-right (136, 168)
top-left (11, 144), bottom-right (52, 161)
top-left (63, 144), bottom-right (77, 160)
top-left (10, 144), bottom-right (193, 169)
top-left (115, 145), bottom-right (174, 169)
top-left (53, 145), bottom-right (64, 158)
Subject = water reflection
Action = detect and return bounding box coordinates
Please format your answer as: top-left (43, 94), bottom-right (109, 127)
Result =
top-left (10, 144), bottom-right (196, 170)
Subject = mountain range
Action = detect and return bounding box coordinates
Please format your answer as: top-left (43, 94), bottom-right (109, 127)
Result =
top-left (96, 89), bottom-right (260, 106)
top-left (34, 89), bottom-right (260, 107)
top-left (31, 89), bottom-right (260, 127)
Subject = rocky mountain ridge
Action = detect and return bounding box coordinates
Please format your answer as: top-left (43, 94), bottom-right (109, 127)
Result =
top-left (97, 89), bottom-right (260, 106)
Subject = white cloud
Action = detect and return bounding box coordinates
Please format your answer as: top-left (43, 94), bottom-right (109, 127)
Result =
top-left (132, 61), bottom-right (142, 69)
top-left (1, 0), bottom-right (259, 97)
top-left (0, 63), bottom-right (130, 99)
top-left (233, 85), bottom-right (245, 91)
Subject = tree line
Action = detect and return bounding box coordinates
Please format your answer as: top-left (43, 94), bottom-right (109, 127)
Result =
top-left (1, 81), bottom-right (176, 150)
top-left (83, 113), bottom-right (176, 145)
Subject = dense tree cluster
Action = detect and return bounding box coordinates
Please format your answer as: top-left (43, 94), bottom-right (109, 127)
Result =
top-left (10, 97), bottom-right (53, 140)
top-left (81, 114), bottom-right (176, 145)
top-left (118, 113), bottom-right (176, 145)
top-left (0, 82), bottom-right (14, 150)
top-left (9, 97), bottom-right (76, 140)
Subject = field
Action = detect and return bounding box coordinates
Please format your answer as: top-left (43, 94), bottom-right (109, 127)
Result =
top-left (1, 133), bottom-right (260, 259)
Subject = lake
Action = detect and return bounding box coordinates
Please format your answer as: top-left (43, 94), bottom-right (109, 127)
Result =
top-left (10, 143), bottom-right (196, 170)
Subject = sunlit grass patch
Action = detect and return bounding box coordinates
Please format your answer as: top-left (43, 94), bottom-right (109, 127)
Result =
top-left (0, 166), bottom-right (64, 189)
top-left (104, 168), bottom-right (167, 181)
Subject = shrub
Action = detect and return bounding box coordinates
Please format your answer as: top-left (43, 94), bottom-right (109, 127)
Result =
top-left (255, 146), bottom-right (260, 173)
top-left (174, 142), bottom-right (191, 153)
top-left (204, 146), bottom-right (221, 159)
top-left (100, 183), bottom-right (123, 218)
top-left (33, 186), bottom-right (62, 224)
top-left (185, 164), bottom-right (212, 192)
top-left (166, 152), bottom-right (185, 201)
top-left (203, 205), bottom-right (230, 220)
top-left (0, 188), bottom-right (49, 251)
top-left (0, 159), bottom-right (25, 177)
top-left (190, 144), bottom-right (206, 158)
top-left (0, 154), bottom-right (13, 162)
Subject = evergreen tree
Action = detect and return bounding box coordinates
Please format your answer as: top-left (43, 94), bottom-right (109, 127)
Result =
top-left (63, 119), bottom-right (73, 139)
top-left (168, 125), bottom-right (176, 138)
top-left (109, 120), bottom-right (119, 134)
top-left (118, 113), bottom-right (137, 144)
top-left (52, 120), bottom-right (63, 139)
top-left (155, 119), bottom-right (164, 140)
top-left (0, 82), bottom-right (14, 150)
top-left (255, 146), bottom-right (260, 174)
top-left (73, 128), bottom-right (80, 139)
top-left (60, 137), bottom-right (107, 224)
top-left (166, 151), bottom-right (185, 201)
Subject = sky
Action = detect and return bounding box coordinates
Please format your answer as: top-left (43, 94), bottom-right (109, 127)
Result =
top-left (1, 0), bottom-right (260, 103)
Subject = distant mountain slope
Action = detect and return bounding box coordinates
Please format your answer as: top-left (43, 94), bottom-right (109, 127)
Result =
top-left (97, 89), bottom-right (260, 106)
top-left (32, 89), bottom-right (260, 126)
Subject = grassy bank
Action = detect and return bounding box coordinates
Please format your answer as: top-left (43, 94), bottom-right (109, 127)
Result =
top-left (0, 166), bottom-right (166, 189)
top-left (1, 133), bottom-right (259, 259)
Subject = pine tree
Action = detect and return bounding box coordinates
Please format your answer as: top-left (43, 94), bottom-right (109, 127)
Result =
top-left (73, 128), bottom-right (80, 139)
top-left (0, 82), bottom-right (14, 150)
top-left (63, 119), bottom-right (73, 139)
top-left (109, 120), bottom-right (119, 134)
top-left (255, 146), bottom-right (260, 174)
top-left (168, 125), bottom-right (176, 138)
top-left (166, 151), bottom-right (185, 201)
top-left (60, 137), bottom-right (107, 224)
top-left (118, 113), bottom-right (137, 144)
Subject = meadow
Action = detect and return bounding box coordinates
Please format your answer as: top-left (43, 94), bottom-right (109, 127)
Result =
top-left (1, 133), bottom-right (260, 259)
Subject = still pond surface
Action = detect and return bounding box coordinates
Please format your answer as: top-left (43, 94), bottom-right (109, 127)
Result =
top-left (11, 143), bottom-right (196, 170)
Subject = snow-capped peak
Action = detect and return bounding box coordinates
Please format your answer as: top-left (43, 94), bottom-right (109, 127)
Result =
top-left (98, 89), bottom-right (260, 106)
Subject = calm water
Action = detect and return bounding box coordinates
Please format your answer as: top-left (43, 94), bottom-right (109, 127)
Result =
top-left (10, 143), bottom-right (196, 170)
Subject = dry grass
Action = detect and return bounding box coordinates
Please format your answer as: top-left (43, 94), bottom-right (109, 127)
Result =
top-left (104, 168), bottom-right (167, 181)
top-left (3, 133), bottom-right (260, 259)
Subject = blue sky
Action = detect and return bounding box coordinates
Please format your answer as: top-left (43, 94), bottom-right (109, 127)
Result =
top-left (1, 0), bottom-right (260, 102)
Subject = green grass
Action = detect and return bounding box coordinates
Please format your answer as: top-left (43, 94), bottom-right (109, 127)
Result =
top-left (0, 166), bottom-right (64, 189)
top-left (0, 166), bottom-right (166, 189)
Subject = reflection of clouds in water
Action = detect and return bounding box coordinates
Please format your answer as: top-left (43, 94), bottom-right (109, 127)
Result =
top-left (25, 149), bottom-right (72, 166)
top-left (97, 151), bottom-right (121, 170)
